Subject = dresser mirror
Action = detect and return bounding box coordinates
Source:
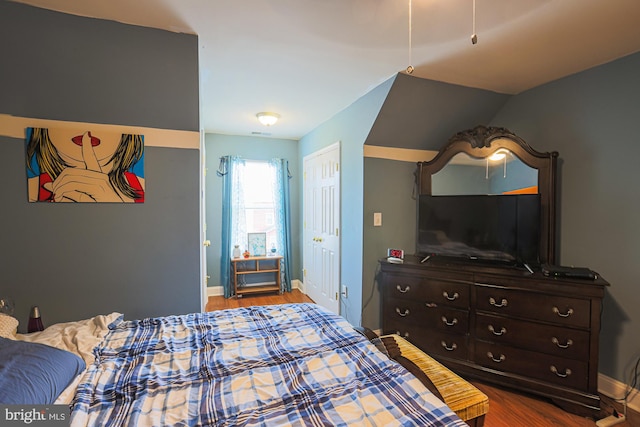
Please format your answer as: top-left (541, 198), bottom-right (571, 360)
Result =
top-left (432, 151), bottom-right (538, 196)
top-left (417, 125), bottom-right (558, 264)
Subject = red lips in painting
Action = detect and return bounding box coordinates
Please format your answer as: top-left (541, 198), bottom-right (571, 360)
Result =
top-left (71, 132), bottom-right (101, 147)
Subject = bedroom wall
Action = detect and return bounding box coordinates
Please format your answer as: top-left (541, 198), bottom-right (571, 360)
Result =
top-left (204, 134), bottom-right (300, 291)
top-left (298, 76), bottom-right (395, 326)
top-left (0, 2), bottom-right (201, 329)
top-left (361, 75), bottom-right (510, 328)
top-left (490, 51), bottom-right (640, 384)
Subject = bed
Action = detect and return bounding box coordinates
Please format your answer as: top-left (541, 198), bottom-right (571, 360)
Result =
top-left (1, 303), bottom-right (467, 426)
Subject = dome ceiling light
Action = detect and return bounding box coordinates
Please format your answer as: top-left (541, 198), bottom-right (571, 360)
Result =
top-left (256, 112), bottom-right (280, 126)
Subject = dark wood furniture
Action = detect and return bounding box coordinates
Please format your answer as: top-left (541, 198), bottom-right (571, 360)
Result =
top-left (379, 257), bottom-right (608, 417)
top-left (416, 125), bottom-right (558, 264)
top-left (384, 125), bottom-right (609, 417)
top-left (231, 255), bottom-right (282, 297)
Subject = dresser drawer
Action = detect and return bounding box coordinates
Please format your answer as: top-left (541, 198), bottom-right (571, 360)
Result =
top-left (384, 274), bottom-right (470, 309)
top-left (475, 313), bottom-right (590, 360)
top-left (412, 329), bottom-right (469, 361)
top-left (475, 286), bottom-right (591, 328)
top-left (384, 319), bottom-right (469, 361)
top-left (474, 341), bottom-right (588, 390)
top-left (383, 298), bottom-right (469, 335)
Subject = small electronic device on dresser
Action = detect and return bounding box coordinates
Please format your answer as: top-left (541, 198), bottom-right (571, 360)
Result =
top-left (386, 248), bottom-right (404, 264)
top-left (542, 264), bottom-right (598, 280)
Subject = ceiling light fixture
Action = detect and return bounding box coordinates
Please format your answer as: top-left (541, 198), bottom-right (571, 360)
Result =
top-left (489, 149), bottom-right (508, 161)
top-left (487, 149), bottom-right (509, 179)
top-left (256, 112), bottom-right (280, 126)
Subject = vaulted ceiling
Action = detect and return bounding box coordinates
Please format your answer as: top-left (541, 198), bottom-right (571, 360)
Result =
top-left (11, 0), bottom-right (640, 139)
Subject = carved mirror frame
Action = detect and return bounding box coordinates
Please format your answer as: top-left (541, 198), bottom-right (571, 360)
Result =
top-left (416, 125), bottom-right (558, 264)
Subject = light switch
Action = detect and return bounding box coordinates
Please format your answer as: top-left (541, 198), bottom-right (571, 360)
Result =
top-left (373, 212), bottom-right (382, 226)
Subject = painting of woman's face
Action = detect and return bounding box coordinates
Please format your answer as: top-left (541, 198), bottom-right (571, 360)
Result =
top-left (47, 128), bottom-right (124, 173)
top-left (26, 127), bottom-right (145, 203)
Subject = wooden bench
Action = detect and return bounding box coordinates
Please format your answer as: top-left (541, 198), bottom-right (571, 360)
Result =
top-left (379, 334), bottom-right (489, 427)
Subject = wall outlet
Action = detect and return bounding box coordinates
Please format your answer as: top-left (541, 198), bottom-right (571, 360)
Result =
top-left (341, 285), bottom-right (348, 298)
top-left (596, 413), bottom-right (626, 427)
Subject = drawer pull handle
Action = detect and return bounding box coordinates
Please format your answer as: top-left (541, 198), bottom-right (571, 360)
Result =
top-left (396, 285), bottom-right (411, 293)
top-left (441, 341), bottom-right (457, 351)
top-left (489, 297), bottom-right (508, 308)
top-left (395, 307), bottom-right (410, 317)
top-left (487, 352), bottom-right (506, 363)
top-left (553, 307), bottom-right (574, 318)
top-left (488, 325), bottom-right (507, 336)
top-left (551, 337), bottom-right (574, 349)
top-left (441, 316), bottom-right (458, 326)
top-left (443, 291), bottom-right (459, 301)
top-left (550, 365), bottom-right (572, 378)
top-left (425, 302), bottom-right (438, 308)
top-left (396, 331), bottom-right (410, 338)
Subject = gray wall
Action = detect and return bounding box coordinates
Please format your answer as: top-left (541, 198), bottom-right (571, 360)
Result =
top-left (204, 134), bottom-right (300, 289)
top-left (490, 52), bottom-right (640, 382)
top-left (360, 52), bottom-right (640, 384)
top-left (0, 2), bottom-right (201, 330)
top-left (362, 157), bottom-right (417, 326)
top-left (366, 73), bottom-right (509, 149)
top-left (299, 76), bottom-right (395, 326)
top-left (361, 74), bottom-right (512, 330)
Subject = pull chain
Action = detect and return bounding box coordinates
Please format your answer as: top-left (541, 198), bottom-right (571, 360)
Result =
top-left (407, 0), bottom-right (414, 74)
top-left (471, 0), bottom-right (478, 44)
top-left (503, 156), bottom-right (507, 178)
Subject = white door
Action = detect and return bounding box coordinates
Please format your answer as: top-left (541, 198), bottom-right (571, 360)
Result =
top-left (303, 142), bottom-right (340, 315)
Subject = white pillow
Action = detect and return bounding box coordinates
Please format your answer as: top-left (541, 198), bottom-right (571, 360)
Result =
top-left (16, 312), bottom-right (122, 366)
top-left (0, 313), bottom-right (19, 339)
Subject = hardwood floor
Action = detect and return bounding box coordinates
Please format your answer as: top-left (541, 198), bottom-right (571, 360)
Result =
top-left (206, 289), bottom-right (313, 311)
top-left (206, 291), bottom-right (637, 426)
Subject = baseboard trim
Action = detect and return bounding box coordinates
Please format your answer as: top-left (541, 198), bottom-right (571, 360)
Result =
top-left (599, 372), bottom-right (640, 413)
top-left (207, 279), bottom-right (303, 298)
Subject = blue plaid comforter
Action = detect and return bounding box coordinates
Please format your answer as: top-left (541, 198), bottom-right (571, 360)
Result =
top-left (70, 303), bottom-right (465, 426)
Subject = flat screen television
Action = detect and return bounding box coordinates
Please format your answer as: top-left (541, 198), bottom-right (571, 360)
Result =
top-left (417, 194), bottom-right (541, 266)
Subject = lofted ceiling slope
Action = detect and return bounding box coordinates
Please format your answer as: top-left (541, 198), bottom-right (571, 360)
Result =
top-left (10, 0), bottom-right (640, 140)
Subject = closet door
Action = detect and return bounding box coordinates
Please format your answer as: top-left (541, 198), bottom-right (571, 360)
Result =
top-left (303, 142), bottom-right (340, 315)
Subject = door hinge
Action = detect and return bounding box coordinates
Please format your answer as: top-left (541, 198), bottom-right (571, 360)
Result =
top-left (303, 269), bottom-right (307, 277)
top-left (336, 163), bottom-right (339, 172)
top-left (336, 228), bottom-right (339, 237)
top-left (335, 292), bottom-right (339, 300)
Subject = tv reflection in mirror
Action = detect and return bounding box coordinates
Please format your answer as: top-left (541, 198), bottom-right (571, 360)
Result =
top-left (417, 194), bottom-right (541, 267)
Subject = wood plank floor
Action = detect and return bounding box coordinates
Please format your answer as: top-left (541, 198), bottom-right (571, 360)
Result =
top-left (206, 291), bottom-right (637, 426)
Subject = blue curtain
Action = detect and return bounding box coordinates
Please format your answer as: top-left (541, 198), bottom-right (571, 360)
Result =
top-left (218, 156), bottom-right (292, 296)
top-left (217, 156), bottom-right (245, 298)
top-left (270, 158), bottom-right (293, 292)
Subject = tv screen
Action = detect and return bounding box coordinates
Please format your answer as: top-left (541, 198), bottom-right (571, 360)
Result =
top-left (417, 194), bottom-right (541, 266)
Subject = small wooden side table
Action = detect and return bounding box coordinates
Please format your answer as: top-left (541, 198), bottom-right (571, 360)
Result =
top-left (231, 255), bottom-right (283, 298)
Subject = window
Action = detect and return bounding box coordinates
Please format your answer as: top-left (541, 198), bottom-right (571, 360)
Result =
top-left (240, 161), bottom-right (277, 252)
top-left (219, 156), bottom-right (292, 297)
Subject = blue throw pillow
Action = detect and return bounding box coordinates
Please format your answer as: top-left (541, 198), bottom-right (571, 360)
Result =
top-left (0, 337), bottom-right (86, 404)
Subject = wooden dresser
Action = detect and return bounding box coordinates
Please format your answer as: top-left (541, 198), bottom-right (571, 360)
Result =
top-left (379, 256), bottom-right (609, 417)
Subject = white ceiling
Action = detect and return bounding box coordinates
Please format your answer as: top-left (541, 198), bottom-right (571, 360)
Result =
top-left (11, 0), bottom-right (640, 140)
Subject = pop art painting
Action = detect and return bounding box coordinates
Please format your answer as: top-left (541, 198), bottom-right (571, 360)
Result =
top-left (26, 127), bottom-right (144, 203)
